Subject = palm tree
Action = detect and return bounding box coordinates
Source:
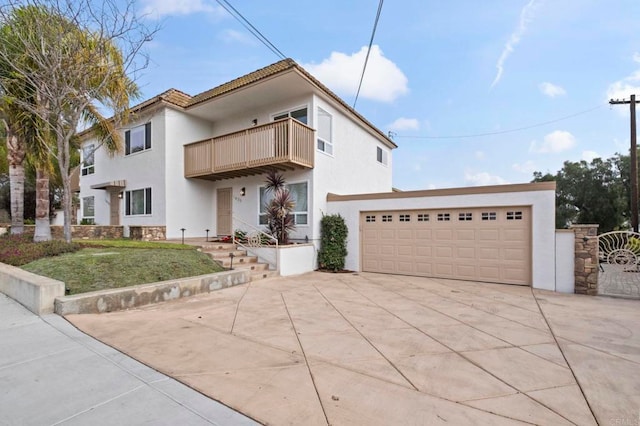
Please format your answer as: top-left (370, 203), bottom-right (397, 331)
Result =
top-left (0, 5), bottom-right (139, 242)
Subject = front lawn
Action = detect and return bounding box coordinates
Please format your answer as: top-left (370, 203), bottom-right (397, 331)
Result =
top-left (0, 235), bottom-right (225, 295)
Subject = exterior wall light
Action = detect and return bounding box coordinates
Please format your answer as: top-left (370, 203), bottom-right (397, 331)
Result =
top-left (240, 187), bottom-right (246, 196)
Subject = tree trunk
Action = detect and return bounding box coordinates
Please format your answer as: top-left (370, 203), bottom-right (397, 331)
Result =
top-left (6, 125), bottom-right (26, 235)
top-left (57, 130), bottom-right (73, 243)
top-left (33, 168), bottom-right (51, 242)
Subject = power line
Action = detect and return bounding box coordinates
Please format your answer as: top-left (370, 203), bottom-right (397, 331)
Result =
top-left (395, 104), bottom-right (605, 140)
top-left (353, 0), bottom-right (384, 109)
top-left (215, 0), bottom-right (286, 60)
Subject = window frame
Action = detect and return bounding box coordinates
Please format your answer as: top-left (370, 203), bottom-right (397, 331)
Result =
top-left (125, 187), bottom-right (152, 216)
top-left (258, 180), bottom-right (309, 227)
top-left (82, 196), bottom-right (95, 221)
top-left (125, 122), bottom-right (152, 156)
top-left (316, 107), bottom-right (333, 155)
top-left (377, 146), bottom-right (388, 165)
top-left (81, 144), bottom-right (95, 176)
top-left (271, 105), bottom-right (309, 125)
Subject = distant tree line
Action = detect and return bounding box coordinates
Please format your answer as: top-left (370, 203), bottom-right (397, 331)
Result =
top-left (532, 151), bottom-right (636, 232)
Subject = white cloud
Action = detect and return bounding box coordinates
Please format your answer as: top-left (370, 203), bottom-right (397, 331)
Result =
top-left (491, 0), bottom-right (540, 88)
top-left (464, 171), bottom-right (508, 186)
top-left (512, 160), bottom-right (536, 174)
top-left (582, 150), bottom-right (600, 162)
top-left (387, 117), bottom-right (419, 131)
top-left (539, 82), bottom-right (566, 98)
top-left (607, 52), bottom-right (640, 101)
top-left (530, 130), bottom-right (577, 153)
top-left (219, 29), bottom-right (257, 46)
top-left (301, 45), bottom-right (409, 102)
top-left (475, 151), bottom-right (485, 160)
top-left (141, 0), bottom-right (223, 18)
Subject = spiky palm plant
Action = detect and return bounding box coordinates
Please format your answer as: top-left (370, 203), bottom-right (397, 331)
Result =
top-left (264, 171), bottom-right (296, 244)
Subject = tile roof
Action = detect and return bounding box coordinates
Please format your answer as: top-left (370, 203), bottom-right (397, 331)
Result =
top-left (188, 59), bottom-right (297, 106)
top-left (82, 59), bottom-right (396, 148)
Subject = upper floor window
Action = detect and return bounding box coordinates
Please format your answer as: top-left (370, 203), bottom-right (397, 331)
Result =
top-left (125, 187), bottom-right (152, 216)
top-left (259, 181), bottom-right (309, 226)
top-left (377, 146), bottom-right (388, 165)
top-left (81, 144), bottom-right (95, 176)
top-left (125, 123), bottom-right (151, 155)
top-left (316, 107), bottom-right (333, 155)
top-left (273, 107), bottom-right (308, 125)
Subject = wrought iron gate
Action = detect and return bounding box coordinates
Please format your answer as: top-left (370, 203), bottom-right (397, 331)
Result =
top-left (597, 231), bottom-right (640, 298)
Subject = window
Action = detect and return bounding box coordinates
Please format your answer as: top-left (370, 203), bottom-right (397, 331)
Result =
top-left (366, 215), bottom-right (376, 222)
top-left (382, 215), bottom-right (393, 222)
top-left (482, 212), bottom-right (497, 221)
top-left (377, 146), bottom-right (388, 165)
top-left (273, 107), bottom-right (308, 125)
top-left (417, 213), bottom-right (429, 222)
top-left (259, 182), bottom-right (308, 225)
top-left (399, 214), bottom-right (411, 222)
top-left (82, 196), bottom-right (95, 222)
top-left (316, 107), bottom-right (333, 154)
top-left (125, 123), bottom-right (151, 155)
top-left (81, 144), bottom-right (94, 176)
top-left (507, 211), bottom-right (523, 220)
top-left (458, 212), bottom-right (473, 221)
top-left (125, 188), bottom-right (152, 216)
top-left (437, 213), bottom-right (450, 221)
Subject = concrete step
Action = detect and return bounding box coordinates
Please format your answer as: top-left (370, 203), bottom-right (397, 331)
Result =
top-left (204, 249), bottom-right (248, 259)
top-left (231, 262), bottom-right (269, 272)
top-left (199, 242), bottom-right (236, 251)
top-left (250, 270), bottom-right (279, 281)
top-left (216, 255), bottom-right (258, 268)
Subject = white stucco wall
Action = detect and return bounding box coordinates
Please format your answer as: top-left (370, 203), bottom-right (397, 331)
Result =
top-left (555, 230), bottom-right (575, 293)
top-left (79, 110), bottom-right (167, 229)
top-left (311, 94), bottom-right (394, 245)
top-left (326, 185), bottom-right (557, 291)
top-left (163, 109), bottom-right (215, 239)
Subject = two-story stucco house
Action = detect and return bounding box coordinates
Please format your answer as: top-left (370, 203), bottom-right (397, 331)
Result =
top-left (79, 59), bottom-right (397, 243)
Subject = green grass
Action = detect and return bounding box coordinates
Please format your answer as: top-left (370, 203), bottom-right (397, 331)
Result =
top-left (22, 247), bottom-right (225, 295)
top-left (78, 239), bottom-right (193, 250)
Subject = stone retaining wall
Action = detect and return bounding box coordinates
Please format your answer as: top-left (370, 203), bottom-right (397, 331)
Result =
top-left (55, 269), bottom-right (250, 315)
top-left (8, 225), bottom-right (123, 240)
top-left (129, 226), bottom-right (166, 241)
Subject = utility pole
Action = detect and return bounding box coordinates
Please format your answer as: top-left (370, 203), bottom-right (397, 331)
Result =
top-left (610, 95), bottom-right (640, 232)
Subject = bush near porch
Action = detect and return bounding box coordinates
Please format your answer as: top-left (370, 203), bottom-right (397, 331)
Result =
top-left (318, 214), bottom-right (348, 271)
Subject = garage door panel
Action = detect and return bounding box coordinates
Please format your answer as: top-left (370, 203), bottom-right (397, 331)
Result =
top-left (397, 230), bottom-right (413, 239)
top-left (478, 247), bottom-right (500, 260)
top-left (381, 230), bottom-right (395, 239)
top-left (457, 247), bottom-right (475, 259)
top-left (456, 229), bottom-right (475, 240)
top-left (504, 247), bottom-right (527, 261)
top-left (380, 245), bottom-right (395, 256)
top-left (416, 246), bottom-right (432, 257)
top-left (397, 262), bottom-right (414, 273)
top-left (435, 229), bottom-right (453, 240)
top-left (361, 206), bottom-right (531, 285)
top-left (435, 246), bottom-right (453, 258)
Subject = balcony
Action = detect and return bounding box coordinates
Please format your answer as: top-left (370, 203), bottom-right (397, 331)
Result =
top-left (184, 118), bottom-right (315, 181)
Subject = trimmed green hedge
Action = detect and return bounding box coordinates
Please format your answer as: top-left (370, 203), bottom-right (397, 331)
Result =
top-left (317, 214), bottom-right (348, 271)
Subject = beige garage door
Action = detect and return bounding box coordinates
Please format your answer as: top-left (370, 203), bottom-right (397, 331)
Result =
top-left (361, 207), bottom-right (531, 285)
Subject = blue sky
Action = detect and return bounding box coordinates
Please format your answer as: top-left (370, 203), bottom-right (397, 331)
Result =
top-left (135, 0), bottom-right (640, 190)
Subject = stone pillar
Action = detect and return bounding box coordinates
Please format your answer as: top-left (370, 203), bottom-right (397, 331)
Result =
top-left (570, 224), bottom-right (599, 295)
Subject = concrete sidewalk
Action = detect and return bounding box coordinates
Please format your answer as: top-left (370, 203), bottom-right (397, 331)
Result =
top-left (0, 293), bottom-right (256, 426)
top-left (65, 272), bottom-right (640, 425)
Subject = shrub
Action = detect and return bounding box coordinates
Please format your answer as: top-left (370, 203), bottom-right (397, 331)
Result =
top-left (0, 234), bottom-right (80, 266)
top-left (317, 214), bottom-right (348, 271)
top-left (263, 171), bottom-right (296, 244)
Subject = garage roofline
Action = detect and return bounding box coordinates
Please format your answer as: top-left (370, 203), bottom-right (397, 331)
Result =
top-left (327, 181), bottom-right (556, 202)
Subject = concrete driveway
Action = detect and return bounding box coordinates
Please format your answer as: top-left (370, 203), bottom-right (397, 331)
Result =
top-left (67, 272), bottom-right (640, 425)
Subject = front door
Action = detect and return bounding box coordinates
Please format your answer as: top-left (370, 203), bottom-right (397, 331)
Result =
top-left (109, 191), bottom-right (120, 226)
top-left (217, 188), bottom-right (232, 236)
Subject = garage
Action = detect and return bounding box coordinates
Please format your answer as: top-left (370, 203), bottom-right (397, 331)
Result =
top-left (361, 206), bottom-right (531, 285)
